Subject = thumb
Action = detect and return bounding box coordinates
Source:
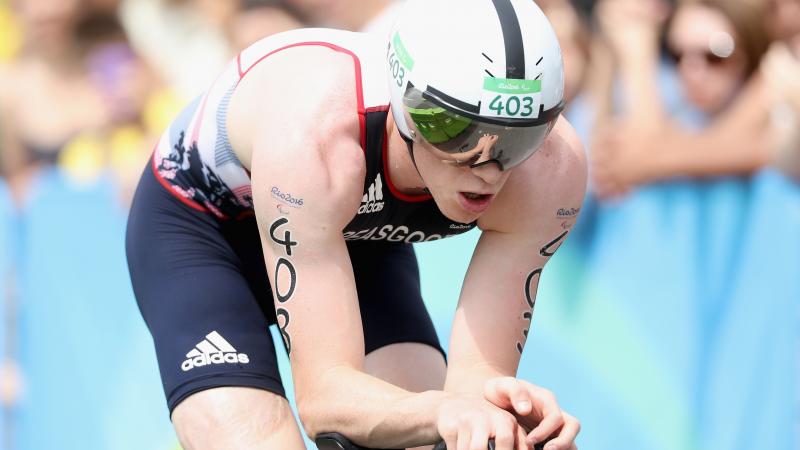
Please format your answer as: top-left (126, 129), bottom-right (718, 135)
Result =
top-left (484, 378), bottom-right (533, 416)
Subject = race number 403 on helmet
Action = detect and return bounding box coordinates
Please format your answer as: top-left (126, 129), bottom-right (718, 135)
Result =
top-left (387, 0), bottom-right (566, 171)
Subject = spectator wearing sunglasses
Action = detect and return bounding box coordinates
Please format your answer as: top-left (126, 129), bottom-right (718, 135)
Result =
top-left (666, 0), bottom-right (769, 117)
top-left (589, 0), bottom-right (779, 199)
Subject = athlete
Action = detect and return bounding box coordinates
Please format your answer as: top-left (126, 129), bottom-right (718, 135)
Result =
top-left (126, 1), bottom-right (586, 449)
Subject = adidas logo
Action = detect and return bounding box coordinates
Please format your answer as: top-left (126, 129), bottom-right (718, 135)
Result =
top-left (358, 174), bottom-right (385, 215)
top-left (181, 331), bottom-right (250, 372)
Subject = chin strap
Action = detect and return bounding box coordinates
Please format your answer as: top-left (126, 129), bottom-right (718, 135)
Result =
top-left (400, 133), bottom-right (430, 194)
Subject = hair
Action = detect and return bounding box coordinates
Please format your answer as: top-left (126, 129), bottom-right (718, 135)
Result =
top-left (680, 0), bottom-right (771, 76)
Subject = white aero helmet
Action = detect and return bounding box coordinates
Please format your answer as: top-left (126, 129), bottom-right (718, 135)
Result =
top-left (387, 0), bottom-right (565, 171)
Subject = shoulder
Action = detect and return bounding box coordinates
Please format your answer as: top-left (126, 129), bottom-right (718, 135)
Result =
top-left (478, 116), bottom-right (587, 236)
top-left (230, 41), bottom-right (369, 167)
top-left (239, 44), bottom-right (371, 226)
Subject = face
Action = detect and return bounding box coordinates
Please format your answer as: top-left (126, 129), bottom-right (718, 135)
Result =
top-left (540, 0), bottom-right (588, 102)
top-left (667, 4), bottom-right (748, 116)
top-left (768, 0), bottom-right (800, 41)
top-left (412, 137), bottom-right (513, 224)
top-left (15, 0), bottom-right (81, 41)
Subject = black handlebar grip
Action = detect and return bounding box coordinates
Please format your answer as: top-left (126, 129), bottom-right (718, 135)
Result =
top-left (315, 433), bottom-right (398, 450)
top-left (435, 439), bottom-right (549, 450)
top-left (433, 439), bottom-right (495, 450)
top-left (316, 433), bottom-right (549, 450)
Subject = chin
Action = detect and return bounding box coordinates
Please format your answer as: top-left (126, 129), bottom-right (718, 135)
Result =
top-left (436, 197), bottom-right (479, 224)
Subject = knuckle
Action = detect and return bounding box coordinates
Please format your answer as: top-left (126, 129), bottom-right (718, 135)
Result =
top-left (540, 389), bottom-right (558, 405)
top-left (494, 428), bottom-right (514, 446)
top-left (439, 418), bottom-right (459, 435)
top-left (499, 377), bottom-right (516, 389)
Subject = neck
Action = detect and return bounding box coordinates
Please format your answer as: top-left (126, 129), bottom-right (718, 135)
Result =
top-left (385, 110), bottom-right (426, 195)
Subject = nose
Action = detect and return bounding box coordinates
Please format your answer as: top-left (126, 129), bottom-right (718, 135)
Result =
top-left (469, 135), bottom-right (504, 184)
top-left (471, 161), bottom-right (504, 185)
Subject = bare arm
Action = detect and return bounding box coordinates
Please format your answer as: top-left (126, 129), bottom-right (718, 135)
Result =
top-left (447, 118), bottom-right (586, 389)
top-left (635, 77), bottom-right (773, 179)
top-left (232, 48), bottom-right (518, 449)
top-left (446, 118), bottom-right (587, 444)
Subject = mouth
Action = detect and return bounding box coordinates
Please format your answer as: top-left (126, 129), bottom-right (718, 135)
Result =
top-left (458, 192), bottom-right (494, 214)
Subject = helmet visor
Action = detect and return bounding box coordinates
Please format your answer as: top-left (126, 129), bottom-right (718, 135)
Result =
top-left (402, 86), bottom-right (558, 170)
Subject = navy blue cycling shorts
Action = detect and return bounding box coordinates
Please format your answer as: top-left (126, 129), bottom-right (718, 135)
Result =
top-left (126, 163), bottom-right (445, 414)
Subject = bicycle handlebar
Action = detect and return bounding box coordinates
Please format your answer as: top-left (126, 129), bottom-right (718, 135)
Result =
top-left (316, 432), bottom-right (548, 450)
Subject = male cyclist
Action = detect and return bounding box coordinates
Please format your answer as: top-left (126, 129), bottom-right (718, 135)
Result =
top-left (126, 1), bottom-right (585, 449)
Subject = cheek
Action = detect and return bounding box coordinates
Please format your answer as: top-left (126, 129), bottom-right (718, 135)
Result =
top-left (708, 66), bottom-right (746, 105)
top-left (680, 66), bottom-right (744, 112)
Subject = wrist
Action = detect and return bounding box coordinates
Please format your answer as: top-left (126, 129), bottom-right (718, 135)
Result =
top-left (641, 142), bottom-right (675, 183)
top-left (444, 367), bottom-right (507, 395)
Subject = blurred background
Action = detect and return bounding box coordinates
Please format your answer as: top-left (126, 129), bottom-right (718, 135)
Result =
top-left (0, 0), bottom-right (798, 449)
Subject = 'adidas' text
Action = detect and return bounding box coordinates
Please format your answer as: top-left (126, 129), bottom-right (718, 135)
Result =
top-left (358, 174), bottom-right (385, 215)
top-left (181, 331), bottom-right (250, 372)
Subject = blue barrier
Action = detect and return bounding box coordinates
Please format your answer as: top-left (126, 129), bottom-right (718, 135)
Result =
top-left (416, 171), bottom-right (800, 450)
top-left (15, 170), bottom-right (175, 450)
top-left (539, 173), bottom-right (799, 450)
top-left (0, 179), bottom-right (13, 450)
top-left (5, 165), bottom-right (797, 450)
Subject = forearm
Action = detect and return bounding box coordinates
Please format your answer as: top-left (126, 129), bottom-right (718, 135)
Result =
top-left (618, 48), bottom-right (668, 129)
top-left (645, 129), bottom-right (772, 181)
top-left (444, 363), bottom-right (508, 396)
top-left (298, 366), bottom-right (448, 448)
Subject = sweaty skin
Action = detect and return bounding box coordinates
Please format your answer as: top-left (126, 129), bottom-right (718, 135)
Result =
top-left (226, 45), bottom-right (586, 450)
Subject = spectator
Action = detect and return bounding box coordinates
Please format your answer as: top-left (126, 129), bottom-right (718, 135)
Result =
top-left (67, 9), bottom-right (167, 203)
top-left (120, 0), bottom-right (304, 98)
top-left (118, 0), bottom-right (235, 98)
top-left (763, 0), bottom-right (800, 177)
top-left (537, 0), bottom-right (606, 147)
top-left (537, 0), bottom-right (592, 105)
top-left (0, 0), bottom-right (108, 203)
top-left (280, 0), bottom-right (403, 35)
top-left (228, 1), bottom-right (304, 53)
top-left (590, 0), bottom-right (779, 199)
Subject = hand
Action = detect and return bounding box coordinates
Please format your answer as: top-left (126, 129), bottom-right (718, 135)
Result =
top-left (595, 0), bottom-right (670, 60)
top-left (590, 125), bottom-right (660, 200)
top-left (437, 393), bottom-right (530, 450)
top-left (762, 42), bottom-right (800, 113)
top-left (483, 378), bottom-right (580, 450)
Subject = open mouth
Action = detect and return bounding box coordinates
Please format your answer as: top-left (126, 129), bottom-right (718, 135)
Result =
top-left (458, 192), bottom-right (494, 214)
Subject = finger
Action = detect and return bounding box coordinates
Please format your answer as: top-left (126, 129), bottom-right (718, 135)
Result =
top-left (505, 382), bottom-right (533, 416)
top-left (457, 421), bottom-right (472, 450)
top-left (444, 433), bottom-right (459, 450)
top-left (526, 407), bottom-right (563, 444)
top-left (484, 378), bottom-right (530, 414)
top-left (469, 426), bottom-right (490, 450)
top-left (515, 425), bottom-right (530, 450)
top-left (492, 419), bottom-right (516, 450)
top-left (539, 413), bottom-right (580, 450)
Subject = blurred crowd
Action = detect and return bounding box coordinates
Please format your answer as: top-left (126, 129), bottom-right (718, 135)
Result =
top-left (0, 0), bottom-right (798, 448)
top-left (0, 0), bottom-right (797, 204)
